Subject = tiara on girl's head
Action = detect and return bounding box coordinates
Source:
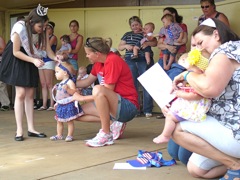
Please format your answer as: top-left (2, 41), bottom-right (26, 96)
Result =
top-left (36, 4), bottom-right (48, 16)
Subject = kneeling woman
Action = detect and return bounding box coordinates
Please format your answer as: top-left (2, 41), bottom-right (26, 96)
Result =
top-left (69, 37), bottom-right (139, 147)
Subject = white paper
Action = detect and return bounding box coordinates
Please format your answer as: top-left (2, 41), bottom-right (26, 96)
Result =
top-left (138, 63), bottom-right (176, 108)
top-left (113, 163), bottom-right (146, 170)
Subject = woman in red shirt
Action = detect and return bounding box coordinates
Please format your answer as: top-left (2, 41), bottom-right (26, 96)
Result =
top-left (70, 37), bottom-right (139, 147)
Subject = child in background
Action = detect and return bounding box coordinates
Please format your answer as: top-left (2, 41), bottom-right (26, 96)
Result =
top-left (0, 36), bottom-right (10, 111)
top-left (153, 49), bottom-right (211, 144)
top-left (132, 22), bottom-right (157, 65)
top-left (57, 35), bottom-right (73, 59)
top-left (110, 47), bottom-right (122, 57)
top-left (159, 14), bottom-right (183, 71)
top-left (51, 62), bottom-right (84, 142)
top-left (77, 66), bottom-right (88, 81)
top-left (77, 66), bottom-right (94, 95)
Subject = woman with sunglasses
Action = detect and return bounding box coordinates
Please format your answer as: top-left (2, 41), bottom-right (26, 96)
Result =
top-left (69, 37), bottom-right (139, 147)
top-left (198, 0), bottom-right (230, 27)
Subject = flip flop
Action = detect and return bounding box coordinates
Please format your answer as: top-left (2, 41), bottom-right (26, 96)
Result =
top-left (47, 107), bottom-right (54, 111)
top-left (219, 169), bottom-right (240, 180)
top-left (38, 106), bottom-right (47, 111)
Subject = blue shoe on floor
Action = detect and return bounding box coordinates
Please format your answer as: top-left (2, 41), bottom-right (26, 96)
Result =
top-left (127, 157), bottom-right (152, 167)
top-left (127, 150), bottom-right (176, 168)
top-left (157, 151), bottom-right (176, 166)
top-left (219, 169), bottom-right (240, 180)
top-left (138, 150), bottom-right (161, 167)
top-left (137, 150), bottom-right (158, 161)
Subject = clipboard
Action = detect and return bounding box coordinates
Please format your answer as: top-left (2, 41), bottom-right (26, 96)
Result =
top-left (138, 63), bottom-right (176, 108)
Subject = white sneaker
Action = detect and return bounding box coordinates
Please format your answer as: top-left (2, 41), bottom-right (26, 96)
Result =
top-left (145, 113), bottom-right (152, 118)
top-left (110, 121), bottom-right (127, 140)
top-left (86, 129), bottom-right (114, 147)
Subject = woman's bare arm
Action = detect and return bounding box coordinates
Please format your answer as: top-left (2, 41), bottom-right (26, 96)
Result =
top-left (176, 90), bottom-right (203, 101)
top-left (157, 37), bottom-right (177, 54)
top-left (142, 37), bottom-right (157, 48)
top-left (175, 54), bottom-right (237, 98)
top-left (12, 33), bottom-right (44, 67)
top-left (118, 40), bottom-right (134, 51)
top-left (76, 73), bottom-right (97, 88)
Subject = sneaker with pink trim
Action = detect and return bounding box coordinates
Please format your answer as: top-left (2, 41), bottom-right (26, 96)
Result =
top-left (86, 129), bottom-right (114, 147)
top-left (110, 121), bottom-right (127, 140)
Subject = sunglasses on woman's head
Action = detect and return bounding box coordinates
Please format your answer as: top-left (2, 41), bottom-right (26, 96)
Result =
top-left (201, 5), bottom-right (210, 9)
top-left (86, 38), bottom-right (99, 52)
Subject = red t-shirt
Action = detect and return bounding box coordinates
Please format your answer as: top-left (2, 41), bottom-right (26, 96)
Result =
top-left (91, 52), bottom-right (139, 109)
top-left (178, 23), bottom-right (188, 53)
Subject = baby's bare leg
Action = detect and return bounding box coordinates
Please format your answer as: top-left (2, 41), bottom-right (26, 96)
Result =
top-left (163, 54), bottom-right (169, 70)
top-left (166, 54), bottom-right (175, 70)
top-left (133, 46), bottom-right (139, 57)
top-left (153, 112), bottom-right (178, 144)
top-left (57, 121), bottom-right (64, 137)
top-left (145, 52), bottom-right (151, 65)
top-left (67, 120), bottom-right (74, 137)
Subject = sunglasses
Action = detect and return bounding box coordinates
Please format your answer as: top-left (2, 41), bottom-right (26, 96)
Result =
top-left (86, 38), bottom-right (99, 52)
top-left (201, 5), bottom-right (210, 9)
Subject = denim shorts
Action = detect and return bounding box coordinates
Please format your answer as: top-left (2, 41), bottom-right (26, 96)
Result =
top-left (162, 45), bottom-right (180, 57)
top-left (162, 49), bottom-right (177, 57)
top-left (67, 59), bottom-right (78, 71)
top-left (111, 94), bottom-right (138, 123)
top-left (38, 61), bottom-right (56, 70)
top-left (81, 88), bottom-right (93, 96)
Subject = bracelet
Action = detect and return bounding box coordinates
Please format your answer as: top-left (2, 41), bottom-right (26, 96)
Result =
top-left (184, 71), bottom-right (191, 81)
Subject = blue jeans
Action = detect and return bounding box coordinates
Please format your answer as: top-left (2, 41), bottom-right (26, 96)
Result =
top-left (159, 57), bottom-right (191, 165)
top-left (81, 88), bottom-right (92, 96)
top-left (125, 55), bottom-right (153, 114)
top-left (167, 139), bottom-right (192, 165)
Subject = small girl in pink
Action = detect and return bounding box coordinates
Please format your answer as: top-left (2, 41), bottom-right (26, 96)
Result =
top-left (153, 49), bottom-right (211, 144)
top-left (50, 62), bottom-right (84, 142)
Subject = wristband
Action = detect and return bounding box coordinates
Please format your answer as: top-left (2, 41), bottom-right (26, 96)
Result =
top-left (184, 71), bottom-right (191, 81)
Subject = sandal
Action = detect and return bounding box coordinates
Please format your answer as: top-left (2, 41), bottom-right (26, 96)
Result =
top-left (220, 169), bottom-right (240, 180)
top-left (65, 136), bottom-right (73, 142)
top-left (38, 106), bottom-right (47, 111)
top-left (47, 107), bottom-right (54, 111)
top-left (50, 135), bottom-right (63, 141)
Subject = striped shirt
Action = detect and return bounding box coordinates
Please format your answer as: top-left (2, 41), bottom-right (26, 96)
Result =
top-left (121, 31), bottom-right (144, 57)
